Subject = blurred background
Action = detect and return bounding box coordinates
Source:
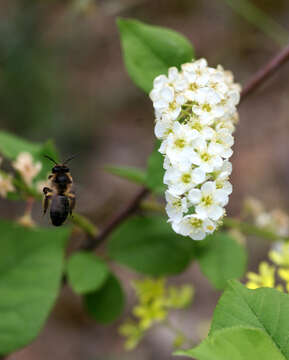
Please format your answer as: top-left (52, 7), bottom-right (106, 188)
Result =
top-left (0, 0), bottom-right (289, 359)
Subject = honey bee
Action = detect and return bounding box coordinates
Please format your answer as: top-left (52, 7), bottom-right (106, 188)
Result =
top-left (43, 155), bottom-right (76, 226)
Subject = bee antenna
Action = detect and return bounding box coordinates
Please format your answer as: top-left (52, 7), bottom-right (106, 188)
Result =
top-left (63, 153), bottom-right (79, 165)
top-left (44, 155), bottom-right (58, 165)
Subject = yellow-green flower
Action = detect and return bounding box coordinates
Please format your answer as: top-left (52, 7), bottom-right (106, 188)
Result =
top-left (278, 268), bottom-right (289, 292)
top-left (119, 277), bottom-right (194, 350)
top-left (246, 262), bottom-right (275, 289)
top-left (119, 321), bottom-right (144, 350)
top-left (133, 278), bottom-right (165, 304)
top-left (133, 298), bottom-right (167, 329)
top-left (269, 243), bottom-right (289, 267)
top-left (166, 285), bottom-right (194, 309)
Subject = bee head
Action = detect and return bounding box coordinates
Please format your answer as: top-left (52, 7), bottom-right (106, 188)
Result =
top-left (44, 154), bottom-right (77, 173)
top-left (52, 165), bottom-right (70, 174)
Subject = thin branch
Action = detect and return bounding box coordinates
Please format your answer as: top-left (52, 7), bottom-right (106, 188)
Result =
top-left (240, 43), bottom-right (289, 102)
top-left (78, 43), bottom-right (289, 252)
top-left (80, 187), bottom-right (149, 250)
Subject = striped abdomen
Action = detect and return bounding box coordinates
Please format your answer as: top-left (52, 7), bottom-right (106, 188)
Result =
top-left (50, 195), bottom-right (69, 226)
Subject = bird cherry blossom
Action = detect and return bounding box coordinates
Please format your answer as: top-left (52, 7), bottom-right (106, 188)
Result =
top-left (150, 58), bottom-right (241, 240)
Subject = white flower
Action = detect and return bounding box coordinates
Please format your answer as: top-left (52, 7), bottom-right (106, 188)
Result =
top-left (188, 181), bottom-right (228, 220)
top-left (173, 214), bottom-right (216, 240)
top-left (192, 87), bottom-right (223, 123)
top-left (167, 67), bottom-right (188, 92)
top-left (165, 191), bottom-right (188, 223)
top-left (182, 58), bottom-right (210, 88)
top-left (209, 71), bottom-right (229, 96)
top-left (164, 165), bottom-right (206, 196)
top-left (191, 138), bottom-right (223, 172)
top-left (215, 180), bottom-right (233, 195)
top-left (150, 68), bottom-right (187, 121)
top-left (152, 67), bottom-right (187, 93)
top-left (12, 152), bottom-right (42, 186)
top-left (188, 117), bottom-right (215, 140)
top-left (215, 117), bottom-right (236, 134)
top-left (0, 173), bottom-right (15, 198)
top-left (213, 161), bottom-right (232, 181)
top-left (209, 128), bottom-right (234, 159)
top-left (150, 83), bottom-right (175, 112)
top-left (154, 118), bottom-right (173, 139)
top-left (161, 122), bottom-right (199, 168)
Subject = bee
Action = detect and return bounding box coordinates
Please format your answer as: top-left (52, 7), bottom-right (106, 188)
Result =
top-left (43, 155), bottom-right (76, 226)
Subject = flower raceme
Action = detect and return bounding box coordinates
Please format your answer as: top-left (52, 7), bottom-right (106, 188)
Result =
top-left (150, 59), bottom-right (241, 240)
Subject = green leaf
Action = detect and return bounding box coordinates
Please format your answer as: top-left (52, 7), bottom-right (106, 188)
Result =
top-left (67, 252), bottom-right (109, 294)
top-left (176, 326), bottom-right (285, 360)
top-left (0, 131), bottom-right (40, 159)
top-left (108, 216), bottom-right (196, 276)
top-left (117, 18), bottom-right (194, 93)
top-left (84, 274), bottom-right (125, 324)
top-left (105, 165), bottom-right (146, 185)
top-left (209, 280), bottom-right (289, 358)
top-left (196, 232), bottom-right (247, 290)
top-left (146, 141), bottom-right (165, 194)
top-left (0, 131), bottom-right (59, 184)
top-left (0, 220), bottom-right (70, 355)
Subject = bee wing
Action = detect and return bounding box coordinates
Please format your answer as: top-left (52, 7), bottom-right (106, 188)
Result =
top-left (68, 190), bottom-right (76, 215)
top-left (43, 196), bottom-right (50, 215)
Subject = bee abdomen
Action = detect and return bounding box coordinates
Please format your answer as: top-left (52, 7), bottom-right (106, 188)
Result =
top-left (50, 195), bottom-right (69, 226)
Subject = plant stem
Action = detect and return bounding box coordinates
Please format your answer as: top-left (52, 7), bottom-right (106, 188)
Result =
top-left (140, 200), bottom-right (165, 213)
top-left (25, 197), bottom-right (35, 215)
top-left (80, 187), bottom-right (149, 250)
top-left (71, 212), bottom-right (98, 238)
top-left (240, 43), bottom-right (289, 102)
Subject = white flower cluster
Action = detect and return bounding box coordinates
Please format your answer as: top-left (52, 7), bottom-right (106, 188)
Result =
top-left (150, 58), bottom-right (241, 240)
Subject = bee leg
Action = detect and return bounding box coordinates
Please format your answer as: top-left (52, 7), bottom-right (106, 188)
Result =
top-left (67, 191), bottom-right (76, 216)
top-left (43, 187), bottom-right (52, 215)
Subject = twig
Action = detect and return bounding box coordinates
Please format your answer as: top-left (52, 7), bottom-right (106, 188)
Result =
top-left (25, 197), bottom-right (35, 214)
top-left (80, 187), bottom-right (149, 250)
top-left (240, 43), bottom-right (289, 102)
